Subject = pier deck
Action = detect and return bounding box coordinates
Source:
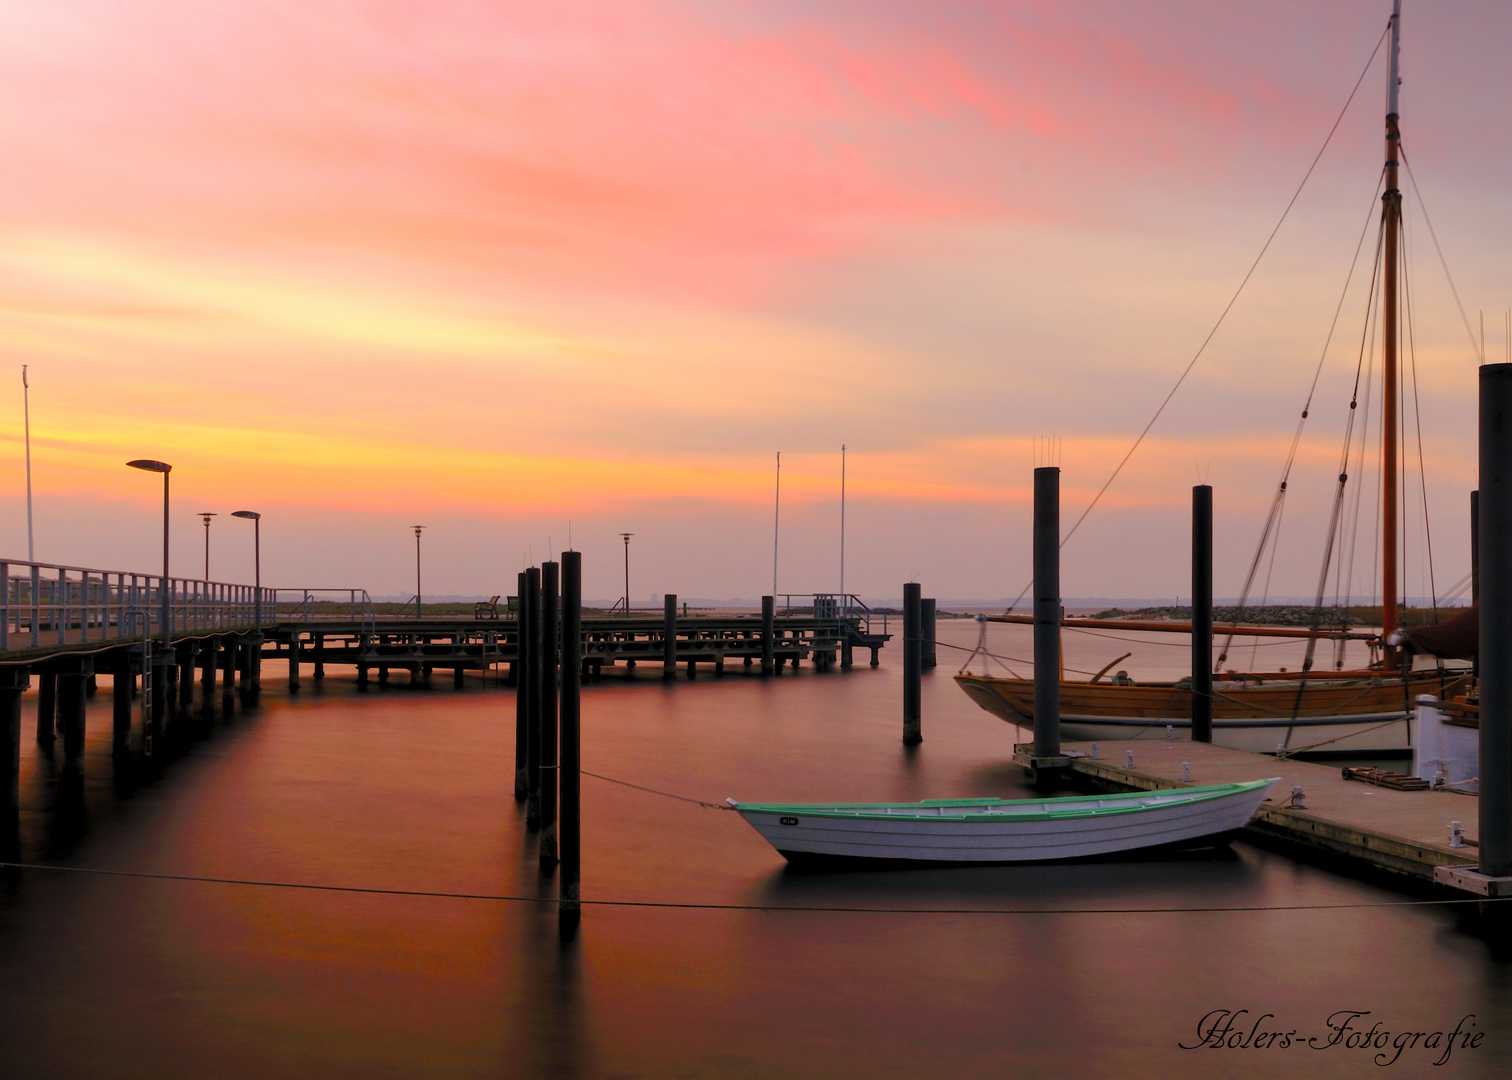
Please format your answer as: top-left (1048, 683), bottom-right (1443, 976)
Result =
top-left (1017, 740), bottom-right (1491, 890)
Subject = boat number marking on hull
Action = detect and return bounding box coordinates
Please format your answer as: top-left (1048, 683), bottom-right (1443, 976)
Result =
top-left (780, 817), bottom-right (799, 826)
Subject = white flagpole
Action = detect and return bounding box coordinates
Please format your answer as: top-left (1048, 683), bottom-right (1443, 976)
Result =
top-left (22, 365), bottom-right (34, 561)
top-left (772, 452), bottom-right (781, 598)
top-left (839, 445), bottom-right (846, 605)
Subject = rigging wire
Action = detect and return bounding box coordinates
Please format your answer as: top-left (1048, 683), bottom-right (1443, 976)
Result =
top-left (1002, 21), bottom-right (1393, 616)
top-left (1400, 207), bottom-right (1439, 621)
top-left (1399, 143), bottom-right (1482, 359)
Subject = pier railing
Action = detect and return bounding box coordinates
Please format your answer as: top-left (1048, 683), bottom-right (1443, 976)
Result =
top-left (779, 593), bottom-right (884, 636)
top-left (1, 558), bottom-right (276, 653)
top-left (274, 589), bottom-right (378, 628)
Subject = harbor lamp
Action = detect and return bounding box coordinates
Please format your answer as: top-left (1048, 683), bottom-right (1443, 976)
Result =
top-left (620, 532), bottom-right (633, 617)
top-left (231, 511), bottom-right (261, 627)
top-left (411, 525), bottom-right (426, 618)
top-left (127, 459), bottom-right (172, 643)
top-left (199, 512), bottom-right (217, 580)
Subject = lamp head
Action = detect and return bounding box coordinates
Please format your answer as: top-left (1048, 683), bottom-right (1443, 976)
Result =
top-left (411, 524), bottom-right (426, 537)
top-left (200, 512), bottom-right (217, 524)
top-left (231, 510), bottom-right (260, 521)
top-left (127, 459), bottom-right (171, 474)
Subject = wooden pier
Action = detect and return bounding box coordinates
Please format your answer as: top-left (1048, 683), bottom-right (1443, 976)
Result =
top-left (1018, 739), bottom-right (1500, 895)
top-left (266, 609), bottom-right (891, 689)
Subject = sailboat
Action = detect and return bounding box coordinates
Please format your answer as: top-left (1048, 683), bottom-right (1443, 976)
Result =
top-left (956, 1), bottom-right (1468, 756)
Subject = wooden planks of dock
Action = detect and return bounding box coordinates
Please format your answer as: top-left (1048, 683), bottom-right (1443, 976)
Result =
top-left (1017, 739), bottom-right (1495, 892)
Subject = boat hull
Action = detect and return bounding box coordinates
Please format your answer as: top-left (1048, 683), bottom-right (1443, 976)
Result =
top-left (733, 781), bottom-right (1276, 863)
top-left (955, 672), bottom-right (1464, 755)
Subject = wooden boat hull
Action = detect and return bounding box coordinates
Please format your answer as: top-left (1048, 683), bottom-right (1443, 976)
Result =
top-left (731, 781), bottom-right (1277, 863)
top-left (954, 672), bottom-right (1465, 755)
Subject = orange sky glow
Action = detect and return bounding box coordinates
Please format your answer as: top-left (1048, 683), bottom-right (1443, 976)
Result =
top-left (1, 1), bottom-right (1507, 601)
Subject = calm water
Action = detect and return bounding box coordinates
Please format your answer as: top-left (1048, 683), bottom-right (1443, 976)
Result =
top-left (1, 619), bottom-right (1507, 1079)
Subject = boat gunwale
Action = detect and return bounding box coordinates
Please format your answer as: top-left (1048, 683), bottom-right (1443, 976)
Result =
top-left (733, 779), bottom-right (1275, 823)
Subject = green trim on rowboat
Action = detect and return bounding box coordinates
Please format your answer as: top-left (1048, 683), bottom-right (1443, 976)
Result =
top-left (733, 779), bottom-right (1274, 823)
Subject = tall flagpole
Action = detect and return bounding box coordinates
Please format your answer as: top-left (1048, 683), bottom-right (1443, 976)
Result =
top-left (839, 445), bottom-right (846, 603)
top-left (22, 365), bottom-right (34, 561)
top-left (773, 452), bottom-right (781, 598)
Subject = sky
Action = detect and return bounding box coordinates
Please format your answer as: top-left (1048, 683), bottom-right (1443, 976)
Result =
top-left (1, 0), bottom-right (1509, 604)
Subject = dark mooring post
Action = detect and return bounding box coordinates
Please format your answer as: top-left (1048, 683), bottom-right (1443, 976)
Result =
top-left (36, 669), bottom-right (56, 747)
top-left (540, 560), bottom-right (560, 871)
top-left (113, 656), bottom-right (132, 754)
top-left (921, 598), bottom-right (937, 669)
top-left (1478, 363), bottom-right (1512, 879)
top-left (1031, 466), bottom-right (1062, 774)
top-left (902, 583), bottom-right (922, 745)
top-left (761, 595), bottom-right (775, 676)
top-left (57, 665), bottom-right (89, 766)
top-left (663, 594), bottom-right (677, 681)
top-left (2, 668), bottom-right (28, 816)
top-left (514, 570), bottom-right (530, 803)
top-left (1192, 484), bottom-right (1214, 744)
top-left (560, 551), bottom-right (582, 934)
top-left (525, 567), bottom-right (542, 830)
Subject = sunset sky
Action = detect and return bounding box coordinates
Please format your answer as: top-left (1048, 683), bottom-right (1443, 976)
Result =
top-left (2, 0), bottom-right (1508, 603)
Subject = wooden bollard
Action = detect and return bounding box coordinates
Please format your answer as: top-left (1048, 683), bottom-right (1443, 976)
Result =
top-left (540, 560), bottom-right (560, 870)
top-left (514, 569), bottom-right (529, 803)
top-left (1192, 484), bottom-right (1214, 744)
top-left (1478, 362), bottom-right (1512, 877)
top-left (663, 594), bottom-right (677, 681)
top-left (57, 666), bottom-right (89, 765)
top-left (921, 598), bottom-right (937, 669)
top-left (761, 595), bottom-right (774, 676)
top-left (1, 668), bottom-right (28, 815)
top-left (903, 583), bottom-right (922, 745)
top-left (36, 669), bottom-right (56, 747)
top-left (525, 566), bottom-right (542, 829)
top-left (560, 550), bottom-right (582, 933)
top-left (1032, 466), bottom-right (1062, 766)
top-left (112, 657), bottom-right (132, 753)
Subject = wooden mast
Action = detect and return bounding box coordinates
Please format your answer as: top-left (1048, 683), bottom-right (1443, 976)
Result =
top-left (1381, 0), bottom-right (1403, 669)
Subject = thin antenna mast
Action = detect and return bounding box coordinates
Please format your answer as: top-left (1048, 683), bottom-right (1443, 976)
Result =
top-left (22, 366), bottom-right (34, 561)
top-left (839, 445), bottom-right (846, 603)
top-left (773, 452), bottom-right (781, 598)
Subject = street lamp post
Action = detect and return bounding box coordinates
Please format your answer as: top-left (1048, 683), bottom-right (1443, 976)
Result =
top-left (199, 512), bottom-right (217, 580)
top-left (127, 459), bottom-right (172, 644)
top-left (232, 511), bottom-right (262, 701)
top-left (411, 525), bottom-right (426, 617)
top-left (619, 533), bottom-right (633, 617)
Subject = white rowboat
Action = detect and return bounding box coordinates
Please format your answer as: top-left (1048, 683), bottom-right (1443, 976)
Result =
top-left (730, 780), bottom-right (1277, 863)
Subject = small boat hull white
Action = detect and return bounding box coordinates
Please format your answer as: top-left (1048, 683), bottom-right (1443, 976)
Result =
top-left (731, 780), bottom-right (1277, 863)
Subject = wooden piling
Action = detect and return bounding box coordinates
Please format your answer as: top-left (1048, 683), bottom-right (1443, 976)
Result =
top-left (902, 583), bottom-right (922, 745)
top-left (761, 595), bottom-right (774, 676)
top-left (1032, 466), bottom-right (1062, 763)
top-left (663, 594), bottom-right (677, 681)
top-left (178, 645), bottom-right (194, 711)
top-left (112, 657), bottom-right (132, 753)
top-left (36, 670), bottom-right (55, 746)
top-left (57, 667), bottom-right (88, 765)
top-left (288, 633), bottom-right (301, 691)
top-left (514, 569), bottom-right (529, 803)
top-left (560, 551), bottom-right (582, 932)
top-left (220, 639), bottom-right (236, 712)
top-left (540, 560), bottom-right (560, 870)
top-left (921, 598), bottom-right (937, 669)
top-left (525, 566), bottom-right (542, 830)
top-left (1478, 362), bottom-right (1512, 877)
top-left (1192, 484), bottom-right (1214, 744)
top-left (313, 633), bottom-right (326, 680)
top-left (1, 668), bottom-right (27, 815)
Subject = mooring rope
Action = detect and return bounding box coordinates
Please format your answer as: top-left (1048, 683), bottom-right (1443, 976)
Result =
top-left (0, 860), bottom-right (1504, 914)
top-left (582, 770), bottom-right (733, 810)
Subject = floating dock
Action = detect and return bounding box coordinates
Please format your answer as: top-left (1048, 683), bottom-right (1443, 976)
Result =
top-left (1015, 739), bottom-right (1503, 895)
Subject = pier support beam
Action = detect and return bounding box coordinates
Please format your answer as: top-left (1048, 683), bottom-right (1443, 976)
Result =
top-left (514, 570), bottom-right (529, 803)
top-left (178, 645), bottom-right (194, 712)
top-left (113, 657), bottom-right (132, 754)
top-left (314, 634), bottom-right (326, 680)
top-left (761, 596), bottom-right (774, 676)
top-left (220, 639), bottom-right (236, 713)
top-left (1478, 363), bottom-right (1512, 879)
top-left (2, 668), bottom-right (28, 816)
top-left (288, 635), bottom-right (300, 692)
top-left (36, 670), bottom-right (55, 747)
top-left (540, 561), bottom-right (560, 871)
top-left (1031, 466), bottom-right (1063, 785)
top-left (903, 583), bottom-right (922, 746)
top-left (663, 594), bottom-right (677, 681)
top-left (560, 551), bottom-right (582, 934)
top-left (58, 665), bottom-right (89, 766)
top-left (525, 566), bottom-right (542, 830)
top-left (1192, 484), bottom-right (1214, 744)
top-left (200, 639), bottom-right (216, 704)
top-left (921, 598), bottom-right (937, 669)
